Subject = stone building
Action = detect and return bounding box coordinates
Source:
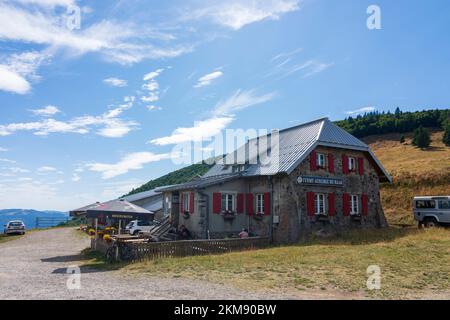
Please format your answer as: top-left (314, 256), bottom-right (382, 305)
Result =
top-left (157, 118), bottom-right (391, 243)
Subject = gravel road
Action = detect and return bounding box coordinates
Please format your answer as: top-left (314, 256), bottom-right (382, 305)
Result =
top-left (0, 228), bottom-right (295, 300)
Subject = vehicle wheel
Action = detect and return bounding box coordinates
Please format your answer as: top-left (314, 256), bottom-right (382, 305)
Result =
top-left (133, 230), bottom-right (140, 236)
top-left (424, 218), bottom-right (439, 228)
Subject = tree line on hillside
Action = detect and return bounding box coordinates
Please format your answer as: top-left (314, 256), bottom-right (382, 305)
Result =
top-left (335, 108), bottom-right (449, 142)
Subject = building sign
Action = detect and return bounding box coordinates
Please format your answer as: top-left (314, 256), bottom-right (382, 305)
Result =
top-left (297, 176), bottom-right (343, 187)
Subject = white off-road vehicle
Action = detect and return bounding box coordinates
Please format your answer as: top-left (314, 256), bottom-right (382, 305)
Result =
top-left (413, 196), bottom-right (450, 228)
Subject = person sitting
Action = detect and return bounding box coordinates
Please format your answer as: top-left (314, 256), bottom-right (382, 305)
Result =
top-left (239, 228), bottom-right (249, 239)
top-left (178, 225), bottom-right (191, 239)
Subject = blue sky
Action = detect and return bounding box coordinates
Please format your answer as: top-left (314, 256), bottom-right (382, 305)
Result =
top-left (0, 0), bottom-right (449, 210)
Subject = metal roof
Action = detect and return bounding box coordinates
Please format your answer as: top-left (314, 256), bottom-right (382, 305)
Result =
top-left (156, 173), bottom-right (242, 192)
top-left (122, 188), bottom-right (161, 202)
top-left (203, 117), bottom-right (392, 182)
top-left (70, 202), bottom-right (102, 217)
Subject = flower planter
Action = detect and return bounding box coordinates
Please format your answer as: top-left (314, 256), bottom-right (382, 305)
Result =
top-left (221, 211), bottom-right (236, 220)
top-left (253, 214), bottom-right (264, 221)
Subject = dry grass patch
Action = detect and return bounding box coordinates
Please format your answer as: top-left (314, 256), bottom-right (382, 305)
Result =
top-left (122, 228), bottom-right (450, 299)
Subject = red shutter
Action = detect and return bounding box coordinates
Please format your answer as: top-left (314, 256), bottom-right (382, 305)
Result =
top-left (343, 193), bottom-right (350, 216)
top-left (310, 150), bottom-right (317, 171)
top-left (358, 157), bottom-right (364, 176)
top-left (342, 154), bottom-right (349, 174)
top-left (307, 192), bottom-right (315, 217)
top-left (189, 192), bottom-right (194, 214)
top-left (212, 192), bottom-right (221, 214)
top-left (245, 193), bottom-right (254, 215)
top-left (263, 192), bottom-right (271, 215)
top-left (362, 194), bottom-right (368, 216)
top-left (328, 153), bottom-right (334, 174)
top-left (328, 193), bottom-right (335, 216)
top-left (179, 193), bottom-right (183, 213)
top-left (237, 193), bottom-right (244, 214)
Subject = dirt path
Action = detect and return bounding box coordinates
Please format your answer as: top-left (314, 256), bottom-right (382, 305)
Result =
top-left (0, 228), bottom-right (305, 300)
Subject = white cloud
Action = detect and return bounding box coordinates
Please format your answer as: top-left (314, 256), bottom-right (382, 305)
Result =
top-left (0, 158), bottom-right (16, 164)
top-left (0, 97), bottom-right (137, 138)
top-left (149, 89), bottom-right (275, 146)
top-left (345, 107), bottom-right (377, 116)
top-left (146, 105), bottom-right (162, 111)
top-left (3, 167), bottom-right (30, 174)
top-left (30, 105), bottom-right (61, 117)
top-left (213, 89), bottom-right (276, 116)
top-left (103, 77), bottom-right (127, 87)
top-left (71, 173), bottom-right (81, 182)
top-left (141, 68), bottom-right (164, 103)
top-left (0, 3), bottom-right (192, 72)
top-left (0, 65), bottom-right (31, 94)
top-left (86, 152), bottom-right (171, 179)
top-left (37, 166), bottom-right (58, 173)
top-left (0, 147), bottom-right (8, 152)
top-left (150, 116), bottom-right (234, 146)
top-left (190, 0), bottom-right (301, 30)
top-left (194, 71), bottom-right (223, 88)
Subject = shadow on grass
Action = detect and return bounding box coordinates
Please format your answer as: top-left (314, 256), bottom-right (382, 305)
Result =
top-left (41, 254), bottom-right (89, 263)
top-left (78, 248), bottom-right (129, 271)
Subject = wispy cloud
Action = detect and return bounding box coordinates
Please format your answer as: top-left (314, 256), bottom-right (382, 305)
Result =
top-left (30, 105), bottom-right (60, 117)
top-left (188, 0), bottom-right (301, 30)
top-left (150, 89), bottom-right (275, 146)
top-left (37, 166), bottom-right (58, 173)
top-left (345, 106), bottom-right (377, 116)
top-left (103, 77), bottom-right (127, 87)
top-left (141, 68), bottom-right (164, 104)
top-left (86, 152), bottom-right (171, 179)
top-left (0, 147), bottom-right (8, 152)
top-left (0, 97), bottom-right (137, 138)
top-left (194, 71), bottom-right (223, 88)
top-left (0, 64), bottom-right (31, 94)
top-left (150, 116), bottom-right (234, 146)
top-left (213, 89), bottom-right (276, 116)
top-left (0, 158), bottom-right (16, 164)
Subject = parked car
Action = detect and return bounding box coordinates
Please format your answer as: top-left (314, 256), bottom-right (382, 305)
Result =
top-left (125, 220), bottom-right (160, 235)
top-left (3, 220), bottom-right (26, 235)
top-left (413, 196), bottom-right (450, 228)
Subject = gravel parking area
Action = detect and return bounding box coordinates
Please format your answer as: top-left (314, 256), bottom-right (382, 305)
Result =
top-left (0, 228), bottom-right (294, 300)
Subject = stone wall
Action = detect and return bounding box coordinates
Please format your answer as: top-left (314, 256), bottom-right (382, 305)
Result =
top-left (272, 146), bottom-right (387, 243)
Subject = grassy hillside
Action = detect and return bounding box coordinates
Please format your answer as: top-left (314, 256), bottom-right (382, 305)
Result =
top-left (126, 162), bottom-right (213, 196)
top-left (364, 130), bottom-right (450, 225)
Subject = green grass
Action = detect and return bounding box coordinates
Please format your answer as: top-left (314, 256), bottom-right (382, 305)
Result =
top-left (108, 227), bottom-right (450, 299)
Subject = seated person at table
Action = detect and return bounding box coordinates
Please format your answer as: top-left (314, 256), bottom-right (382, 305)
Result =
top-left (239, 228), bottom-right (249, 239)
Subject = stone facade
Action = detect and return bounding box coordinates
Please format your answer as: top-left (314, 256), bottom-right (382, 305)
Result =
top-left (162, 146), bottom-right (388, 243)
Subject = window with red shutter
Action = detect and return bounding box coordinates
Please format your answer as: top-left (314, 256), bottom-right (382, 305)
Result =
top-left (343, 193), bottom-right (350, 216)
top-left (179, 193), bottom-right (183, 212)
top-left (189, 192), bottom-right (195, 214)
top-left (328, 193), bottom-right (335, 216)
top-left (245, 193), bottom-right (254, 215)
top-left (263, 192), bottom-right (271, 215)
top-left (237, 193), bottom-right (244, 214)
top-left (328, 153), bottom-right (334, 173)
top-left (310, 151), bottom-right (317, 171)
top-left (358, 158), bottom-right (364, 176)
top-left (362, 194), bottom-right (368, 216)
top-left (342, 154), bottom-right (349, 174)
top-left (307, 192), bottom-right (315, 216)
top-left (212, 192), bottom-right (221, 214)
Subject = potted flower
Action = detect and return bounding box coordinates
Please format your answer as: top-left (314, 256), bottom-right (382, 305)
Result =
top-left (221, 210), bottom-right (236, 220)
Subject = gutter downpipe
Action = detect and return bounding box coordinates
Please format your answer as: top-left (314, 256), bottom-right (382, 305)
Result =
top-left (199, 190), bottom-right (210, 239)
top-left (269, 176), bottom-right (274, 244)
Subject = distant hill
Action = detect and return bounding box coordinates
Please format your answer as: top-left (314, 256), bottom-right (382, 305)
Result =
top-left (125, 162), bottom-right (213, 196)
top-left (0, 209), bottom-right (68, 232)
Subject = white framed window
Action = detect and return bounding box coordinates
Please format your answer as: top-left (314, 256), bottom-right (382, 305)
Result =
top-left (221, 193), bottom-right (236, 212)
top-left (315, 193), bottom-right (326, 215)
top-left (348, 157), bottom-right (356, 172)
top-left (182, 192), bottom-right (190, 212)
top-left (316, 153), bottom-right (326, 168)
top-left (350, 195), bottom-right (359, 215)
top-left (256, 194), bottom-right (264, 214)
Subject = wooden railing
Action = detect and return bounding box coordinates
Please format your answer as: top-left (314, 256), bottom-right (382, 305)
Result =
top-left (117, 237), bottom-right (271, 262)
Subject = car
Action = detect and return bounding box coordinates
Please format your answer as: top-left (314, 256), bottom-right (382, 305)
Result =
top-left (3, 220), bottom-right (26, 235)
top-left (413, 196), bottom-right (450, 228)
top-left (125, 220), bottom-right (160, 236)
